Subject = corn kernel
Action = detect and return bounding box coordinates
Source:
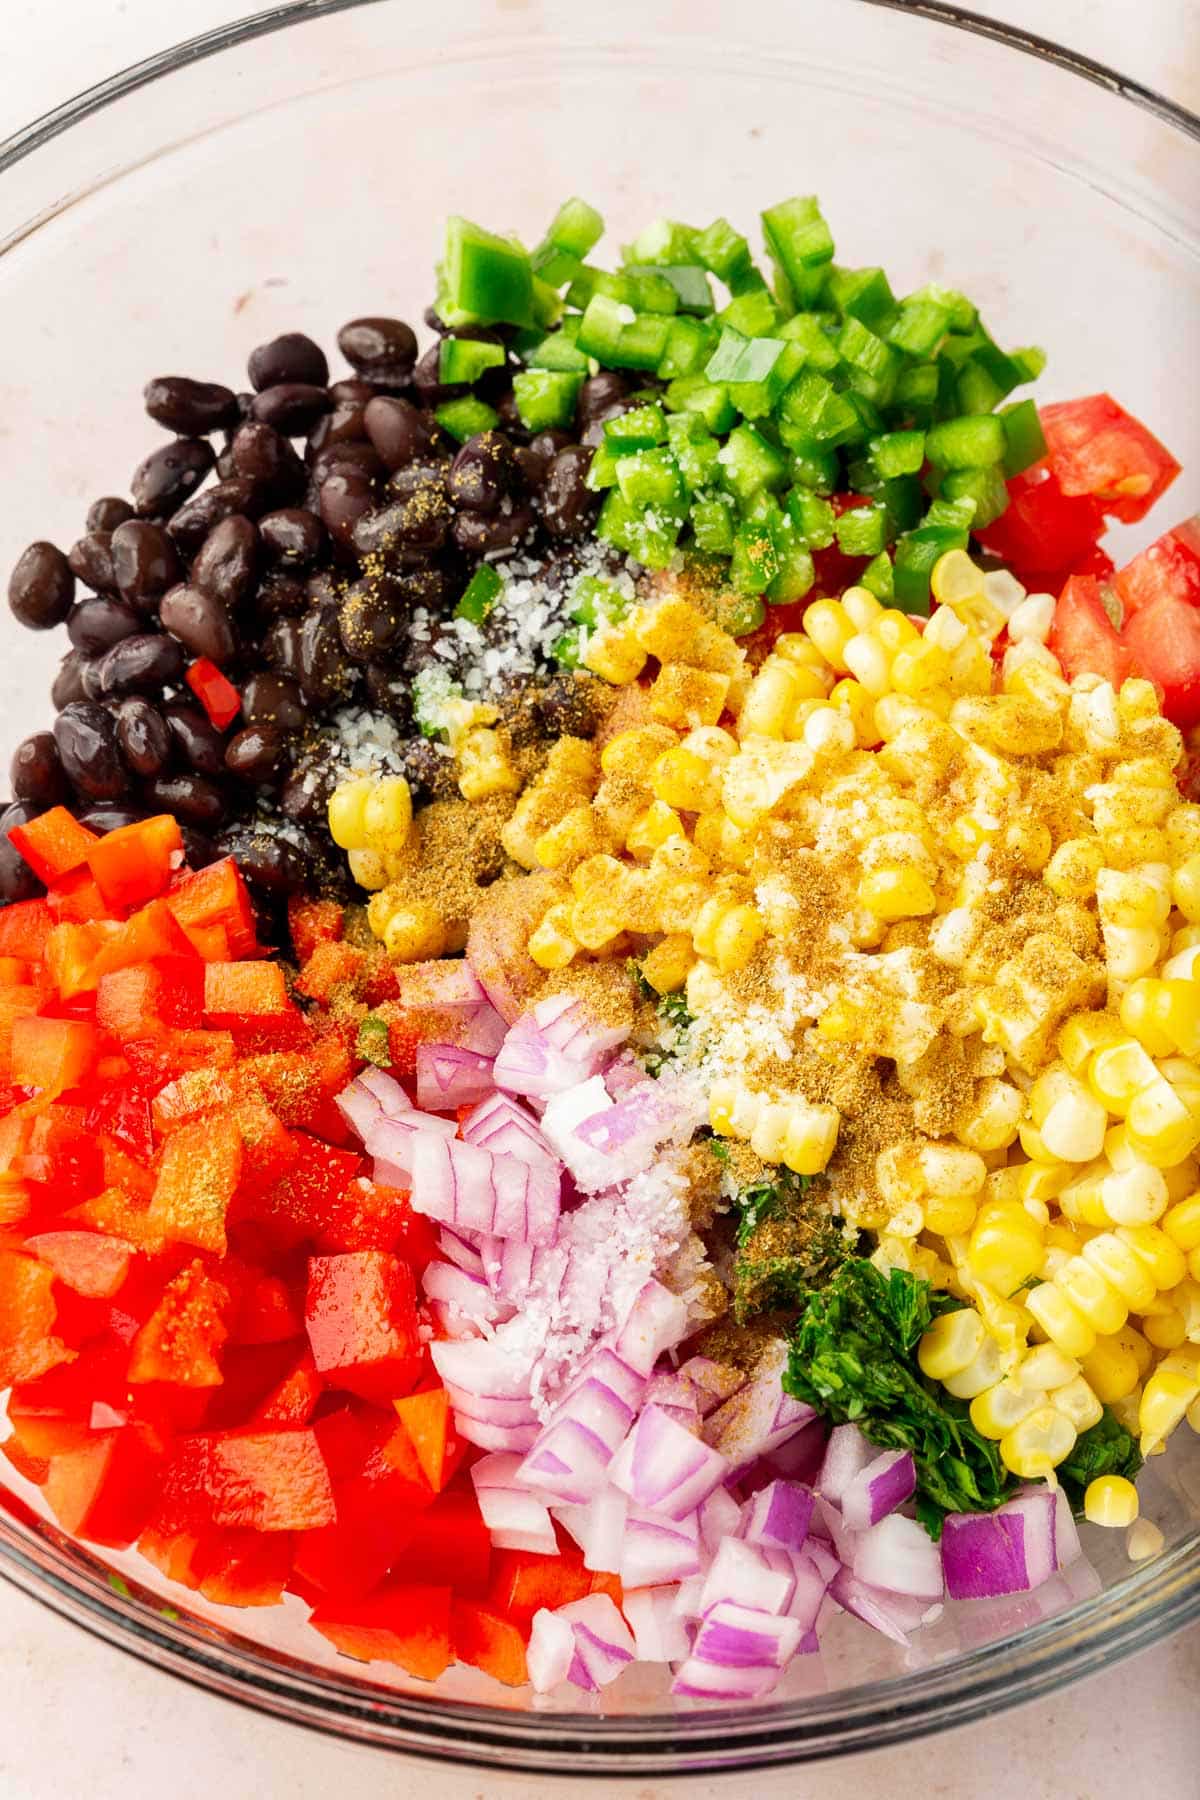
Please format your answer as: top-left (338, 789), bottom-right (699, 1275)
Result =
top-left (1050, 1372), bottom-right (1105, 1432)
top-left (968, 1205), bottom-right (1043, 1296)
top-left (1127, 1517), bottom-right (1165, 1560)
top-left (346, 847), bottom-right (390, 891)
top-left (1139, 1366), bottom-right (1200, 1452)
top-left (693, 809), bottom-right (755, 873)
top-left (843, 632), bottom-right (893, 699)
top-left (640, 933), bottom-right (694, 994)
top-left (738, 661), bottom-right (804, 739)
top-left (1126, 1076), bottom-right (1200, 1166)
top-left (1142, 1309), bottom-right (1186, 1349)
top-left (361, 775), bottom-right (413, 851)
top-left (1116, 1223), bottom-right (1187, 1290)
top-left (999, 1405), bottom-right (1077, 1478)
top-left (1119, 979), bottom-right (1177, 1057)
top-left (527, 904), bottom-right (578, 971)
top-left (803, 599), bottom-right (854, 672)
top-left (382, 902), bottom-right (448, 963)
top-left (858, 866), bottom-right (936, 920)
top-left (1081, 1334), bottom-right (1142, 1403)
top-left (328, 777), bottom-right (374, 850)
top-left (651, 746), bottom-right (724, 814)
top-left (625, 801), bottom-right (685, 861)
top-left (584, 623), bottom-right (647, 685)
top-left (971, 1378), bottom-right (1046, 1439)
top-left (944, 1336), bottom-right (1006, 1399)
top-left (1027, 1281), bottom-right (1097, 1358)
top-left (649, 662), bottom-right (730, 729)
top-left (1044, 838), bottom-right (1106, 902)
top-left (918, 1308), bottom-right (987, 1381)
top-left (1080, 1232), bottom-right (1157, 1309)
top-left (1171, 852), bottom-right (1200, 921)
top-left (692, 898), bottom-right (764, 975)
top-left (924, 1192), bottom-right (979, 1237)
top-left (780, 1101), bottom-right (840, 1176)
top-left (931, 548), bottom-right (984, 606)
top-left (1060, 1011), bottom-right (1126, 1075)
top-left (1163, 1191), bottom-right (1200, 1252)
top-left (1084, 1474), bottom-right (1139, 1527)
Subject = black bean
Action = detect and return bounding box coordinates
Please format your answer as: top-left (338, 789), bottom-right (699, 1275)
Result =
top-left (248, 332), bottom-right (329, 392)
top-left (111, 520), bottom-right (182, 608)
top-left (328, 378), bottom-right (377, 408)
top-left (309, 440), bottom-right (386, 486)
top-left (250, 384), bottom-right (331, 436)
top-left (82, 659), bottom-right (110, 701)
top-left (264, 617), bottom-right (304, 678)
top-left (11, 733), bottom-right (68, 808)
top-left (337, 317), bottom-right (418, 379)
top-left (164, 702), bottom-right (225, 776)
top-left (167, 479), bottom-right (263, 557)
top-left (96, 632), bottom-right (185, 698)
top-left (228, 422), bottom-right (306, 503)
top-left (395, 565), bottom-right (451, 613)
top-left (66, 597), bottom-right (140, 656)
top-left (577, 370), bottom-right (633, 428)
top-left (9, 542), bottom-right (74, 630)
top-left (132, 437), bottom-right (216, 517)
top-left (364, 662), bottom-right (416, 724)
top-left (296, 605), bottom-right (354, 705)
top-left (254, 575), bottom-right (308, 622)
top-left (386, 459), bottom-right (449, 501)
top-left (540, 445), bottom-right (598, 540)
top-left (190, 514), bottom-right (258, 609)
top-left (258, 508), bottom-right (324, 569)
top-left (224, 724), bottom-right (286, 781)
top-left (68, 532), bottom-right (117, 594)
top-left (86, 497), bottom-right (134, 534)
top-left (79, 806), bottom-right (143, 834)
top-left (160, 584), bottom-right (237, 664)
top-left (241, 671), bottom-right (307, 732)
top-left (308, 402), bottom-right (371, 461)
top-left (453, 499), bottom-right (534, 555)
top-left (0, 830), bottom-right (43, 903)
top-left (180, 827), bottom-right (220, 869)
top-left (338, 581), bottom-right (402, 662)
top-left (318, 469), bottom-right (377, 549)
top-left (412, 341), bottom-right (463, 408)
top-left (447, 431), bottom-right (519, 513)
top-left (51, 653), bottom-right (89, 711)
top-left (218, 827), bottom-right (309, 896)
top-left (400, 735), bottom-right (460, 802)
top-left (363, 396), bottom-right (437, 472)
top-left (115, 698), bottom-right (171, 779)
top-left (144, 375), bottom-right (239, 435)
top-left (355, 486), bottom-right (453, 560)
top-left (494, 390), bottom-right (523, 435)
top-left (279, 762), bottom-right (332, 826)
top-left (147, 773), bottom-right (227, 827)
top-left (53, 702), bottom-right (127, 801)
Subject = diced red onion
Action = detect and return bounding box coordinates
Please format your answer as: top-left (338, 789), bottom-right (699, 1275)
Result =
top-left (840, 1449), bottom-right (917, 1533)
top-left (398, 958), bottom-right (486, 1011)
top-left (619, 1504), bottom-right (703, 1588)
top-left (603, 1051), bottom-right (646, 1099)
top-left (567, 1081), bottom-right (704, 1187)
top-left (816, 1421), bottom-right (874, 1503)
top-left (538, 1077), bottom-right (618, 1189)
top-left (829, 1568), bottom-right (930, 1645)
top-left (460, 1090), bottom-right (558, 1168)
top-left (422, 1260), bottom-right (513, 1328)
top-left (494, 993), bottom-right (628, 1100)
top-left (671, 1573), bottom-right (706, 1618)
top-left (852, 1513), bottom-right (943, 1601)
top-left (1053, 1485), bottom-right (1082, 1568)
top-left (553, 1374), bottom-right (636, 1453)
top-left (555, 1594), bottom-right (636, 1692)
top-left (941, 1489), bottom-right (1058, 1600)
top-left (671, 1657), bottom-right (785, 1701)
top-left (470, 1455), bottom-right (558, 1554)
top-left (703, 1342), bottom-right (816, 1462)
top-left (437, 1228), bottom-right (485, 1275)
top-left (561, 1347), bottom-right (647, 1415)
top-left (677, 1356), bottom-right (745, 1416)
top-left (623, 1587), bottom-right (692, 1663)
top-left (415, 1043), bottom-right (495, 1111)
top-left (364, 1108), bottom-right (456, 1180)
top-left (454, 1415), bottom-right (539, 1453)
top-left (761, 1419), bottom-right (827, 1486)
top-left (426, 1299), bottom-right (480, 1341)
top-left (740, 1479), bottom-right (814, 1553)
top-left (442, 1381), bottom-right (536, 1429)
top-left (697, 1484), bottom-right (742, 1558)
top-left (553, 1483), bottom-right (628, 1573)
top-left (698, 1538), bottom-right (794, 1617)
top-left (644, 1370), bottom-right (702, 1428)
top-left (515, 1418), bottom-right (614, 1505)
top-left (784, 1550), bottom-right (830, 1632)
top-left (691, 1600), bottom-right (802, 1670)
top-left (811, 1494), bottom-right (859, 1566)
top-left (430, 1335), bottom-right (531, 1400)
top-left (458, 1005), bottom-right (508, 1058)
top-left (610, 1280), bottom-right (690, 1377)
top-left (527, 1607), bottom-right (575, 1694)
top-left (410, 1133), bottom-right (560, 1243)
top-left (802, 1532), bottom-right (842, 1587)
top-left (609, 1405), bottom-right (730, 1521)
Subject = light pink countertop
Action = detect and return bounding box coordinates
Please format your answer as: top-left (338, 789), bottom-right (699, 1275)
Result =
top-left (1, 4), bottom-right (1197, 1795)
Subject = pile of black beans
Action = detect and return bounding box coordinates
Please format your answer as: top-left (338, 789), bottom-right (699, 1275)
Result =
top-left (3, 306), bottom-right (641, 916)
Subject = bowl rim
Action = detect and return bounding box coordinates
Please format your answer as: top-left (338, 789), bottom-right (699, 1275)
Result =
top-left (0, 0), bottom-right (1197, 1771)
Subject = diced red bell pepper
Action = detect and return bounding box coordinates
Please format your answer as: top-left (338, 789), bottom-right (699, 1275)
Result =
top-left (141, 1523), bottom-right (292, 1608)
top-left (1123, 590), bottom-right (1200, 730)
top-left (96, 965), bottom-right (167, 1040)
top-left (151, 1066), bottom-right (246, 1135)
top-left (18, 1110), bottom-right (106, 1204)
top-left (292, 1460), bottom-right (429, 1604)
top-left (239, 1032), bottom-right (354, 1141)
top-left (391, 1387), bottom-right (460, 1493)
top-left (44, 922), bottom-right (117, 999)
top-left (84, 1080), bottom-right (155, 1162)
top-left (451, 1599), bottom-right (529, 1687)
top-left (0, 898), bottom-right (53, 962)
top-left (148, 1115), bottom-right (244, 1254)
top-left (1039, 394), bottom-right (1181, 524)
top-left (159, 1428), bottom-right (336, 1532)
top-left (48, 866), bottom-right (113, 924)
top-left (1, 1434), bottom-right (50, 1486)
top-left (309, 1583), bottom-right (453, 1680)
top-left (0, 956), bottom-right (29, 987)
top-left (203, 961), bottom-right (307, 1049)
top-left (7, 808), bottom-right (99, 886)
top-left (0, 1251), bottom-right (73, 1385)
top-left (85, 815), bottom-right (184, 912)
top-left (288, 895), bottom-right (344, 965)
top-left (231, 1135), bottom-right (363, 1255)
top-left (199, 1338), bottom-right (308, 1429)
top-left (168, 859), bottom-right (258, 961)
top-left (186, 658), bottom-right (241, 730)
top-left (977, 461), bottom-right (1106, 579)
top-left (295, 941), bottom-right (366, 1004)
top-left (389, 1483), bottom-right (492, 1596)
top-left (43, 1425), bottom-right (164, 1547)
top-left (9, 1016), bottom-right (98, 1093)
top-left (127, 1260), bottom-right (231, 1387)
top-left (251, 1350), bottom-right (323, 1426)
top-left (124, 1029), bottom-right (237, 1084)
top-left (0, 985), bottom-right (41, 1068)
top-left (86, 899), bottom-right (196, 986)
top-left (230, 1100), bottom-right (299, 1194)
top-left (313, 1177), bottom-right (439, 1264)
top-left (1112, 514), bottom-right (1200, 618)
top-left (25, 1231), bottom-right (133, 1299)
top-left (233, 1272), bottom-right (303, 1345)
top-left (1048, 574), bottom-right (1140, 690)
top-left (305, 1251), bottom-right (422, 1403)
top-left (486, 1544), bottom-right (598, 1633)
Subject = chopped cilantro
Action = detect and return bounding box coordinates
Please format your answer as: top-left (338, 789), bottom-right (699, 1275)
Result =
top-left (356, 1012), bottom-right (392, 1067)
top-left (1058, 1408), bottom-right (1143, 1512)
top-left (729, 1168), bottom-right (847, 1324)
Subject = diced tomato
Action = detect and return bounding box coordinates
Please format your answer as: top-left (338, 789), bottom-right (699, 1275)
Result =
top-left (0, 1250), bottom-right (73, 1385)
top-left (391, 1387), bottom-right (459, 1493)
top-left (287, 896), bottom-right (344, 965)
top-left (0, 899), bottom-right (54, 962)
top-left (976, 461), bottom-right (1106, 579)
top-left (1048, 574), bottom-right (1140, 690)
top-left (186, 658), bottom-right (241, 730)
top-left (25, 1231), bottom-right (133, 1299)
top-left (1123, 590), bottom-right (1200, 730)
top-left (9, 1015), bottom-right (97, 1093)
top-left (451, 1598), bottom-right (529, 1687)
top-left (158, 1428), bottom-right (336, 1533)
top-left (305, 1251), bottom-right (422, 1403)
top-left (127, 1261), bottom-right (231, 1386)
top-left (1040, 394), bottom-right (1181, 524)
top-left (7, 809), bottom-right (99, 886)
top-left (85, 816), bottom-right (184, 912)
top-left (309, 1583), bottom-right (453, 1680)
top-left (149, 1116), bottom-right (244, 1254)
top-left (1112, 514), bottom-right (1200, 618)
top-left (43, 1425), bottom-right (165, 1547)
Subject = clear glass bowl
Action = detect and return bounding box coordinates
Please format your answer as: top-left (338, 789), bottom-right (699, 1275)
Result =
top-left (1, 0), bottom-right (1198, 1772)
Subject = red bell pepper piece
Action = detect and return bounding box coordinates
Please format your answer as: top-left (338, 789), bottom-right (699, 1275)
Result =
top-left (486, 1543), bottom-right (598, 1633)
top-left (1048, 574), bottom-right (1140, 691)
top-left (451, 1598), bottom-right (529, 1687)
top-left (1, 1434), bottom-right (50, 1487)
top-left (18, 1111), bottom-right (105, 1203)
top-left (1112, 514), bottom-right (1200, 619)
top-left (0, 898), bottom-right (54, 962)
top-left (389, 1483), bottom-right (492, 1596)
top-left (25, 1231), bottom-right (133, 1299)
top-left (127, 1260), bottom-right (232, 1386)
top-left (185, 658), bottom-right (241, 730)
top-left (148, 1115), bottom-right (243, 1254)
top-left (231, 1134), bottom-right (362, 1255)
top-left (312, 1177), bottom-right (439, 1264)
top-left (86, 898), bottom-right (196, 986)
top-left (0, 956), bottom-right (29, 987)
top-left (85, 815), bottom-right (184, 911)
top-left (167, 859), bottom-right (258, 960)
top-left (251, 1350), bottom-right (323, 1426)
top-left (295, 941), bottom-right (367, 1004)
top-left (0, 1250), bottom-right (73, 1385)
top-left (96, 965), bottom-right (167, 1040)
top-left (124, 1028), bottom-right (237, 1084)
top-left (292, 1462), bottom-right (428, 1604)
top-left (47, 866), bottom-right (113, 924)
top-left (44, 921), bottom-right (117, 999)
top-left (309, 1583), bottom-right (453, 1680)
top-left (159, 1428), bottom-right (336, 1532)
top-left (9, 1016), bottom-right (98, 1093)
top-left (287, 895), bottom-right (344, 965)
top-left (44, 1425), bottom-right (165, 1547)
top-left (233, 1272), bottom-right (303, 1345)
top-left (82, 1081), bottom-right (155, 1162)
top-left (305, 1250), bottom-right (422, 1402)
top-left (1039, 394), bottom-right (1181, 524)
top-left (203, 961), bottom-right (308, 1049)
top-left (7, 808), bottom-right (99, 886)
top-left (391, 1387), bottom-right (459, 1493)
top-left (1123, 590), bottom-right (1200, 730)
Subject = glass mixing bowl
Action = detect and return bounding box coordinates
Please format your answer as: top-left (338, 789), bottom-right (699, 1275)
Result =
top-left (1, 0), bottom-right (1198, 1772)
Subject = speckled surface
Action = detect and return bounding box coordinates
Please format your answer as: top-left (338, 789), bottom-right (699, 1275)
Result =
top-left (1, 4), bottom-right (1198, 1794)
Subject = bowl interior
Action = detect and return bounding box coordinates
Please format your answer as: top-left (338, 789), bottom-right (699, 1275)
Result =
top-left (1, 0), bottom-right (1198, 1770)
